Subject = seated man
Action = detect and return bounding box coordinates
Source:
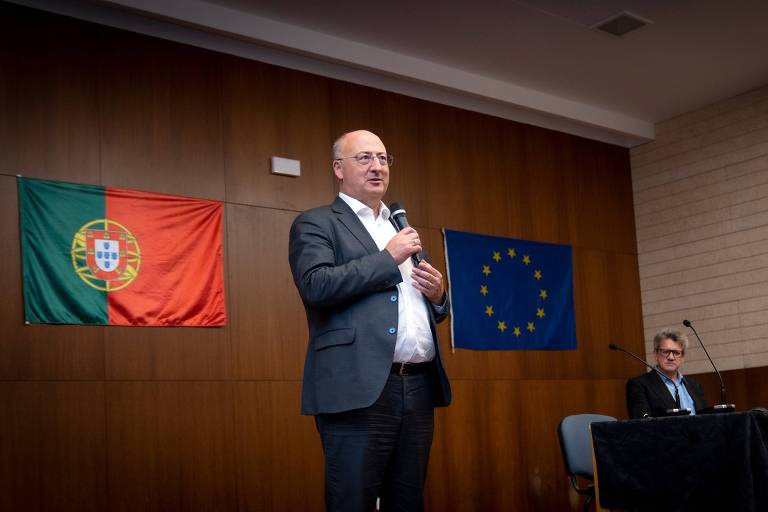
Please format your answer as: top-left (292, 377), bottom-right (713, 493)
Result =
top-left (626, 329), bottom-right (708, 419)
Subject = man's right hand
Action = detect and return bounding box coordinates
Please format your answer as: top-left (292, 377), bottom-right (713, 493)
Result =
top-left (385, 227), bottom-right (422, 265)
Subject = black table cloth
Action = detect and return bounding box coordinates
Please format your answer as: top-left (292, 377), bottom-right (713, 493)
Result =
top-left (591, 410), bottom-right (768, 511)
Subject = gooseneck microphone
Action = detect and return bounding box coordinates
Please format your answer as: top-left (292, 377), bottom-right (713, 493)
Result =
top-left (389, 202), bottom-right (425, 265)
top-left (608, 343), bottom-right (670, 382)
top-left (683, 319), bottom-right (732, 409)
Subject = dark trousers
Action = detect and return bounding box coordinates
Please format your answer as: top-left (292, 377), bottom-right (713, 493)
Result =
top-left (316, 371), bottom-right (436, 512)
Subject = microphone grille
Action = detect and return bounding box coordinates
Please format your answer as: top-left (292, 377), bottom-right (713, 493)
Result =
top-left (389, 202), bottom-right (403, 213)
top-left (608, 343), bottom-right (618, 350)
top-left (683, 319), bottom-right (692, 327)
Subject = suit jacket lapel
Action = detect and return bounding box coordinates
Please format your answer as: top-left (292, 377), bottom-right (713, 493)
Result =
top-left (683, 378), bottom-right (706, 411)
top-left (647, 371), bottom-right (677, 410)
top-left (332, 196), bottom-right (381, 255)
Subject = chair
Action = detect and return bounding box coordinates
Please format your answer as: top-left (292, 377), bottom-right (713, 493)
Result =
top-left (558, 414), bottom-right (617, 512)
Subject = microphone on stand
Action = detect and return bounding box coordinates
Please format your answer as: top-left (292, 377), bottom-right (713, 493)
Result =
top-left (389, 202), bottom-right (426, 265)
top-left (682, 320), bottom-right (735, 412)
top-left (609, 343), bottom-right (673, 383)
top-left (608, 343), bottom-right (690, 417)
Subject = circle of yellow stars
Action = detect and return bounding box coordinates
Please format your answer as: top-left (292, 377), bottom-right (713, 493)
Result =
top-left (480, 247), bottom-right (548, 337)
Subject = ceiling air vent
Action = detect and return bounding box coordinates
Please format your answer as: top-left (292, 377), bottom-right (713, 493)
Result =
top-left (593, 11), bottom-right (651, 37)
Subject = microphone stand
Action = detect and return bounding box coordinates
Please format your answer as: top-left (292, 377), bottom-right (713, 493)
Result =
top-left (682, 320), bottom-right (735, 412)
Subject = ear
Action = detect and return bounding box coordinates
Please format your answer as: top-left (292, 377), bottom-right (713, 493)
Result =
top-left (332, 160), bottom-right (344, 181)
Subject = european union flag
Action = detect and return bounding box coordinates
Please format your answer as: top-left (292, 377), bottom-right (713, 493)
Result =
top-left (443, 229), bottom-right (577, 350)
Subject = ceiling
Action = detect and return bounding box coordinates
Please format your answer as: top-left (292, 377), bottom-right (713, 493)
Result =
top-left (17, 0), bottom-right (768, 147)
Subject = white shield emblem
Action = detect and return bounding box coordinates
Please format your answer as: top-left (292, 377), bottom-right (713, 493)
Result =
top-left (94, 239), bottom-right (120, 272)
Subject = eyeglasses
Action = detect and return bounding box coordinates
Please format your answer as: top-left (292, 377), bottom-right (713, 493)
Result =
top-left (657, 348), bottom-right (684, 358)
top-left (334, 152), bottom-right (394, 167)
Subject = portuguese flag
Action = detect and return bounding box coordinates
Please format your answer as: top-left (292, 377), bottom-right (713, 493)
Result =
top-left (18, 177), bottom-right (226, 326)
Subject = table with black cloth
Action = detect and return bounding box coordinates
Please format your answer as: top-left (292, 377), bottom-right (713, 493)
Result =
top-left (590, 410), bottom-right (768, 511)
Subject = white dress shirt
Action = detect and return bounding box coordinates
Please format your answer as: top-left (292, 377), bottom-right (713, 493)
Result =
top-left (338, 193), bottom-right (435, 363)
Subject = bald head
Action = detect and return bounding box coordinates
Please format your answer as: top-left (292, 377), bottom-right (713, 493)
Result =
top-left (332, 130), bottom-right (382, 160)
top-left (331, 130), bottom-right (389, 213)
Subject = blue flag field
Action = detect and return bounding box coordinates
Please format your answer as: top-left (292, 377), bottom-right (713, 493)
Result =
top-left (443, 229), bottom-right (577, 350)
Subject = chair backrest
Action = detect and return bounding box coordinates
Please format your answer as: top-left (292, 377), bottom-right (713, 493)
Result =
top-left (558, 414), bottom-right (617, 480)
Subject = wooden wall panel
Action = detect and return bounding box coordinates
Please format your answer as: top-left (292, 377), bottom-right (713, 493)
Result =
top-left (106, 382), bottom-right (237, 511)
top-left (0, 176), bottom-right (104, 380)
top-left (234, 381), bottom-right (324, 511)
top-left (223, 57), bottom-right (333, 211)
top-left (517, 380), bottom-right (626, 511)
top-left (0, 382), bottom-right (107, 511)
top-left (98, 30), bottom-right (226, 200)
top-left (422, 103), bottom-right (516, 234)
top-left (426, 380), bottom-right (525, 511)
top-left (0, 4), bottom-right (649, 511)
top-left (571, 248), bottom-right (645, 379)
top-left (0, 3), bottom-right (100, 182)
top-left (572, 141), bottom-right (637, 254)
top-left (693, 365), bottom-right (768, 410)
top-left (105, 326), bottom-right (232, 380)
top-left (518, 127), bottom-right (577, 245)
top-left (227, 204), bottom-right (307, 380)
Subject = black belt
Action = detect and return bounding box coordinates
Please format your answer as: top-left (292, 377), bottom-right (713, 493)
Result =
top-left (391, 361), bottom-right (433, 376)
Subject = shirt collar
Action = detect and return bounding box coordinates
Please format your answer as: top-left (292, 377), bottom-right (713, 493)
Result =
top-left (338, 192), bottom-right (389, 221)
top-left (655, 366), bottom-right (685, 384)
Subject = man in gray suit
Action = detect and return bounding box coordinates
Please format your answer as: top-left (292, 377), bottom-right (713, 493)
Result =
top-left (289, 130), bottom-right (451, 511)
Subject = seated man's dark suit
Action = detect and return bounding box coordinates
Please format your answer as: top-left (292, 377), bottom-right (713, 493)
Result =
top-left (626, 370), bottom-right (707, 419)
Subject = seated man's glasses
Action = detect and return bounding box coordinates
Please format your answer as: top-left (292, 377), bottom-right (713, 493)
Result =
top-left (657, 348), bottom-right (684, 358)
top-left (335, 152), bottom-right (394, 167)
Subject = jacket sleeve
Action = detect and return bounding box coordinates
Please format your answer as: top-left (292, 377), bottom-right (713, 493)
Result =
top-left (431, 293), bottom-right (450, 324)
top-left (688, 378), bottom-right (709, 411)
top-left (289, 211), bottom-right (402, 309)
top-left (626, 377), bottom-right (653, 419)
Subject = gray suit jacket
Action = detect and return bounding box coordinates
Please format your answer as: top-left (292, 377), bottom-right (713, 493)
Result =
top-left (289, 197), bottom-right (452, 415)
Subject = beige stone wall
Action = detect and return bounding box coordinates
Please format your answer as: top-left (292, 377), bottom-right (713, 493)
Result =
top-left (631, 86), bottom-right (768, 373)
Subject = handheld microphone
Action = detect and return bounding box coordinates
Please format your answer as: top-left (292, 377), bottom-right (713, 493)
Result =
top-left (389, 202), bottom-right (425, 265)
top-left (682, 319), bottom-right (734, 411)
top-left (608, 343), bottom-right (690, 417)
